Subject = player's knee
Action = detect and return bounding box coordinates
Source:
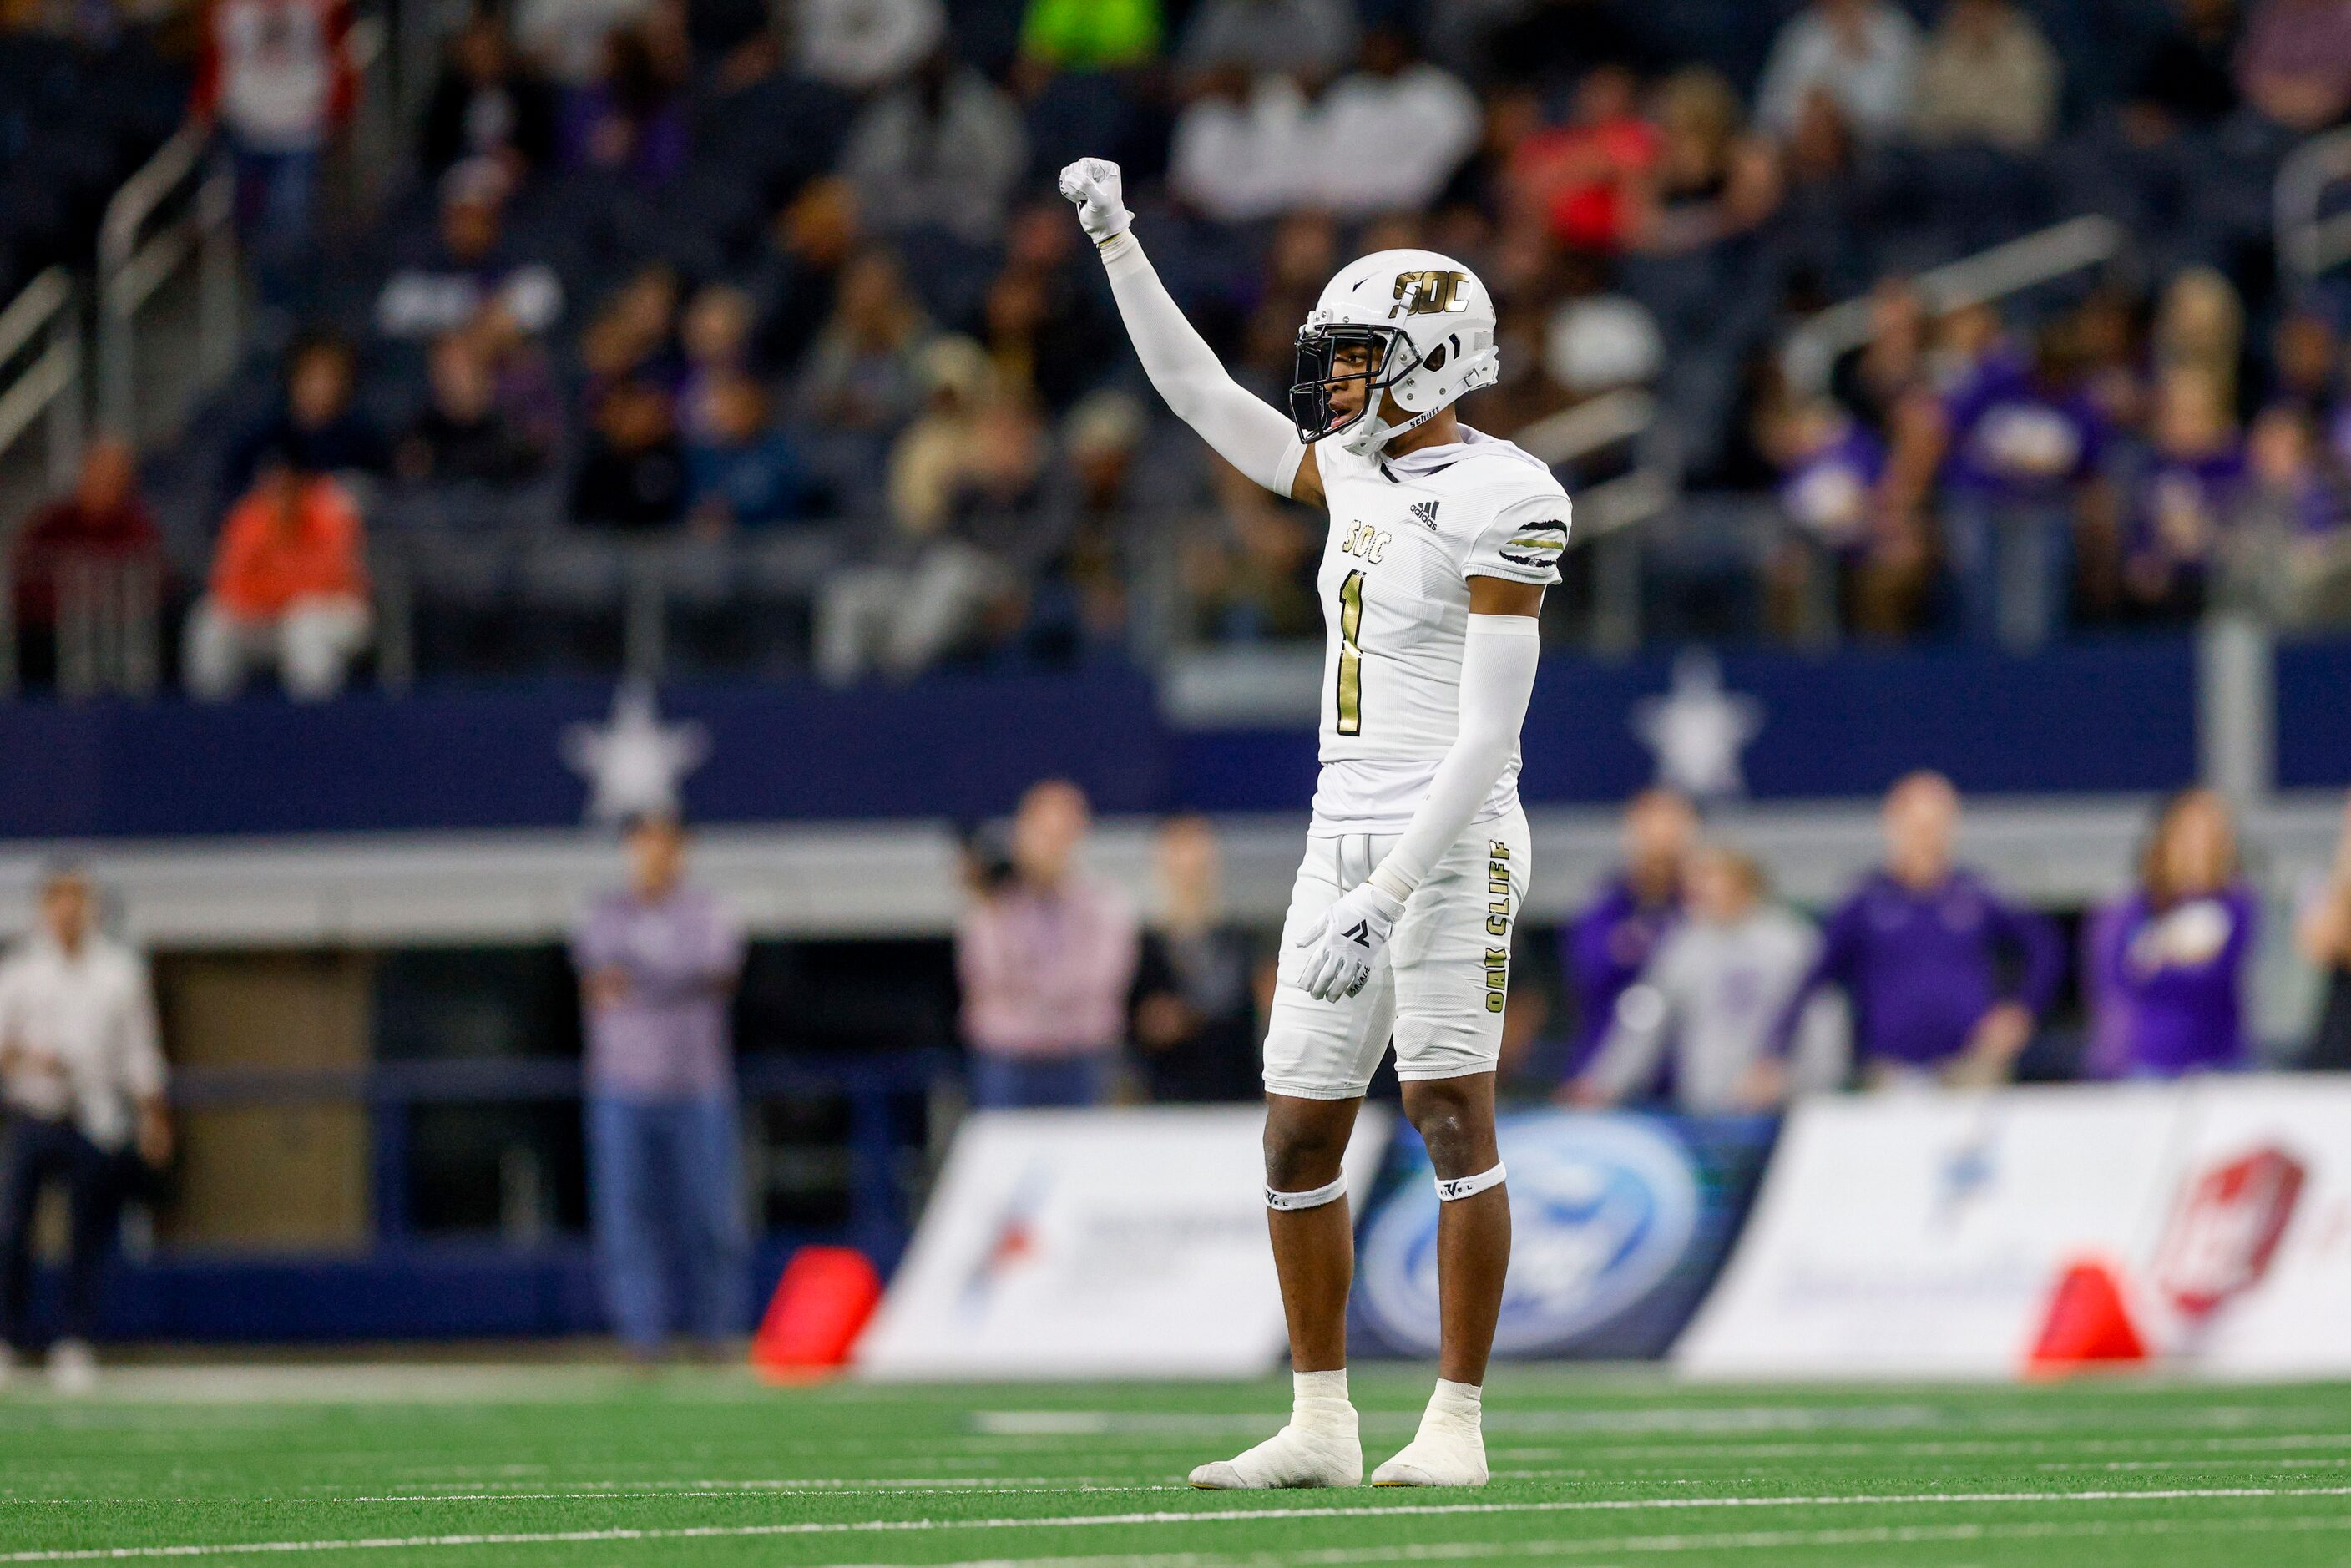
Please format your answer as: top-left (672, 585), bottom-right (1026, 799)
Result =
top-left (1261, 1110), bottom-right (1350, 1191)
top-left (1403, 1080), bottom-right (1495, 1179)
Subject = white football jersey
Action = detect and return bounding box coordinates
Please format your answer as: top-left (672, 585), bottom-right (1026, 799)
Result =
top-left (1297, 426), bottom-right (1570, 834)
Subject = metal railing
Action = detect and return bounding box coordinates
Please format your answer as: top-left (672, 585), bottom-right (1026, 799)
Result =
top-left (1781, 215), bottom-right (2127, 395)
top-left (2277, 126), bottom-right (2351, 284)
top-left (0, 552), bottom-right (166, 701)
top-left (99, 123), bottom-right (239, 443)
top-left (0, 268), bottom-right (85, 495)
top-left (1513, 387), bottom-right (1683, 655)
top-left (54, 554), bottom-right (164, 700)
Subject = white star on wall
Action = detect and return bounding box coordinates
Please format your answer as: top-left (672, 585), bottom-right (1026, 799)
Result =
top-left (1631, 649), bottom-right (1764, 802)
top-left (560, 681), bottom-right (710, 825)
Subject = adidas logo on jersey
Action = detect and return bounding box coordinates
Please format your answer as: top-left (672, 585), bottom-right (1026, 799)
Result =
top-left (1409, 499), bottom-right (1440, 529)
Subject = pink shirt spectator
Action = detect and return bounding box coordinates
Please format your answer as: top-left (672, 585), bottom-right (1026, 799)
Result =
top-left (957, 878), bottom-right (1140, 1060)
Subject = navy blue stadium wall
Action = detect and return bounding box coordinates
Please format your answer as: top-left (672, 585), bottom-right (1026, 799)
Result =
top-left (2278, 639), bottom-right (2351, 790)
top-left (0, 635), bottom-right (2241, 840)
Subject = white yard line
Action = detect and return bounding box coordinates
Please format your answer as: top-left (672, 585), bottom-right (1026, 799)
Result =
top-left (803, 1511), bottom-right (2351, 1568)
top-left (1494, 1439), bottom-right (2351, 1476)
top-left (5, 1485), bottom-right (2351, 1562)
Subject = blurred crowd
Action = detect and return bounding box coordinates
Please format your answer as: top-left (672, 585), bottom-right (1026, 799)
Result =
top-left (945, 773), bottom-right (2351, 1111)
top-left (19, 0), bottom-right (2351, 693)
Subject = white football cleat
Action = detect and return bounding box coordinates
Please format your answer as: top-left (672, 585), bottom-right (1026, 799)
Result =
top-left (1372, 1427), bottom-right (1489, 1487)
top-left (1189, 1422), bottom-right (1363, 1490)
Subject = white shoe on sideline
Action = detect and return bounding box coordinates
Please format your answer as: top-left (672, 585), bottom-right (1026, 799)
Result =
top-left (1189, 1423), bottom-right (1363, 1490)
top-left (48, 1340), bottom-right (97, 1397)
top-left (1371, 1425), bottom-right (1489, 1487)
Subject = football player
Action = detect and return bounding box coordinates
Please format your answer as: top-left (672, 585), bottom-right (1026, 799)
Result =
top-left (1061, 158), bottom-right (1571, 1490)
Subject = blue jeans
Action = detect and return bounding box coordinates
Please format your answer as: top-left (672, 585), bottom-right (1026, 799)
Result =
top-left (584, 1092), bottom-right (748, 1353)
top-left (0, 1118), bottom-right (127, 1350)
top-left (968, 1055), bottom-right (1111, 1110)
top-left (1944, 495), bottom-right (2074, 651)
top-left (232, 144), bottom-right (319, 250)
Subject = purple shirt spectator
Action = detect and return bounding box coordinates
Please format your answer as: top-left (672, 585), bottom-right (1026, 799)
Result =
top-left (1563, 874), bottom-right (1680, 1074)
top-left (1773, 868), bottom-right (2060, 1069)
top-left (1778, 416), bottom-right (1887, 557)
top-left (2086, 883), bottom-right (2257, 1077)
top-left (571, 885), bottom-right (746, 1098)
top-left (2128, 448), bottom-right (2247, 583)
top-left (1944, 364), bottom-right (2107, 503)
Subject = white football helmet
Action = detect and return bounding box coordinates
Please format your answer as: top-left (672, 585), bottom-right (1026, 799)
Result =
top-left (1289, 248), bottom-right (1500, 457)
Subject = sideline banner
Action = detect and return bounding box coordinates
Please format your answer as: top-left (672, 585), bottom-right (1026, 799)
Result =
top-left (858, 1106), bottom-right (1391, 1379)
top-left (1353, 1112), bottom-right (1776, 1361)
top-left (2138, 1077), bottom-right (2351, 1378)
top-left (1675, 1078), bottom-right (2351, 1379)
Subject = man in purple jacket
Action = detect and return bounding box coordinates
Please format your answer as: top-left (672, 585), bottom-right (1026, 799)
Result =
top-left (1560, 788), bottom-right (1696, 1080)
top-left (571, 813), bottom-right (748, 1360)
top-left (1767, 772), bottom-right (2060, 1088)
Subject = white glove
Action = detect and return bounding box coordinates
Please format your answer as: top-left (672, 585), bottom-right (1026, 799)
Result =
top-left (1295, 883), bottom-right (1406, 1003)
top-left (1058, 157), bottom-right (1133, 246)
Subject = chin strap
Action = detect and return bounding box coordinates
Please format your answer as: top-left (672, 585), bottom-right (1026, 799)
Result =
top-left (1337, 401), bottom-right (1444, 458)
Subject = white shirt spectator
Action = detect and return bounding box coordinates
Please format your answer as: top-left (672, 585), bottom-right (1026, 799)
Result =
top-left (796, 0), bottom-right (947, 89)
top-left (1180, 0), bottom-right (1358, 79)
top-left (1170, 76), bottom-right (1312, 222)
top-left (1313, 60), bottom-right (1480, 215)
top-left (0, 932), bottom-right (165, 1154)
top-left (199, 0), bottom-right (352, 154)
top-left (841, 63), bottom-right (1028, 244)
top-left (1585, 904), bottom-right (1848, 1114)
top-left (1172, 66), bottom-right (1478, 223)
top-left (1757, 0), bottom-right (1922, 142)
top-left (377, 264), bottom-right (563, 340)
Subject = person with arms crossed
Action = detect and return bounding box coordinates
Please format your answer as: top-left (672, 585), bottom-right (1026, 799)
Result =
top-left (570, 815), bottom-right (750, 1362)
top-left (1759, 771), bottom-right (2059, 1091)
top-left (1062, 157), bottom-right (1569, 1490)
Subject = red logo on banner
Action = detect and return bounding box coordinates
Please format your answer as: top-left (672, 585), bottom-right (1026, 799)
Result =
top-left (2151, 1146), bottom-right (2306, 1318)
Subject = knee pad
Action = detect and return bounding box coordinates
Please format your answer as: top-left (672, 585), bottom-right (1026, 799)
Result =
top-left (1434, 1161), bottom-right (1506, 1202)
top-left (1265, 1174), bottom-right (1347, 1211)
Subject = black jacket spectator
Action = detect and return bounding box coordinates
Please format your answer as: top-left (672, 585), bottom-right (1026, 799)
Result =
top-left (397, 332), bottom-right (547, 487)
top-left (570, 382), bottom-right (689, 530)
top-left (419, 18), bottom-right (560, 179)
top-left (225, 334), bottom-right (389, 498)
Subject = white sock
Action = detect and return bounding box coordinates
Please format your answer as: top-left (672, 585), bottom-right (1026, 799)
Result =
top-left (1420, 1378), bottom-right (1481, 1437)
top-left (1189, 1367), bottom-right (1360, 1489)
top-left (1292, 1368), bottom-right (1354, 1434)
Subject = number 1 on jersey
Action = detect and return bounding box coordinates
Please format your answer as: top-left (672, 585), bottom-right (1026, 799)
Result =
top-left (1336, 569), bottom-right (1365, 736)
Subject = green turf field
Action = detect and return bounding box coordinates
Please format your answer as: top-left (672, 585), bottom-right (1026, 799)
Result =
top-left (0, 1364), bottom-right (2347, 1565)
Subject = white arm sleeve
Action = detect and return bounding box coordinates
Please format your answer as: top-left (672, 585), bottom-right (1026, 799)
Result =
top-left (1368, 613), bottom-right (1542, 900)
top-left (1098, 235), bottom-right (1305, 496)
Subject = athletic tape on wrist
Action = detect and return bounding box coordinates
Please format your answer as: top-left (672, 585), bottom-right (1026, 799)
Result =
top-left (1265, 1174), bottom-right (1347, 1211)
top-left (1434, 1161), bottom-right (1507, 1202)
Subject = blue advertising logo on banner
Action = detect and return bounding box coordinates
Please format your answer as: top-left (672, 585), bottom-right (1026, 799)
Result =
top-left (1353, 1111), bottom-right (1776, 1361)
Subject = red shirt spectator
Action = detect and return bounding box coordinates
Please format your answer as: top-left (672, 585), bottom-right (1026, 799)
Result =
top-left (10, 440), bottom-right (160, 631)
top-left (1506, 68), bottom-right (1661, 254)
top-left (194, 0), bottom-right (356, 154)
top-left (209, 466), bottom-right (369, 621)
